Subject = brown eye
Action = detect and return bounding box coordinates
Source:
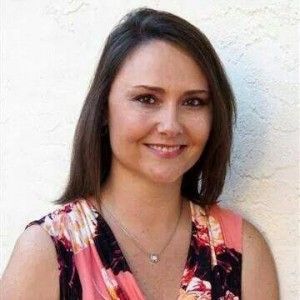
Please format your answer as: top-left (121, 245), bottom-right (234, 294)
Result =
top-left (184, 98), bottom-right (206, 107)
top-left (134, 94), bottom-right (156, 104)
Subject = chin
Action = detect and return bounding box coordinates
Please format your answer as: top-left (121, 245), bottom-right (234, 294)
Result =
top-left (146, 170), bottom-right (183, 184)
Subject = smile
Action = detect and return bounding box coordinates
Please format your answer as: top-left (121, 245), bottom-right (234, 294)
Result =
top-left (144, 144), bottom-right (187, 159)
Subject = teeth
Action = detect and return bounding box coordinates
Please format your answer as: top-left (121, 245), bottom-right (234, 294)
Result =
top-left (148, 144), bottom-right (181, 152)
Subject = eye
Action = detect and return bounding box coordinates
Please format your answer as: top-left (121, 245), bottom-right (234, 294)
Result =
top-left (183, 97), bottom-right (207, 107)
top-left (133, 94), bottom-right (156, 105)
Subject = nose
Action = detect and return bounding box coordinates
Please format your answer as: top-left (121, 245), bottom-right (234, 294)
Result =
top-left (156, 105), bottom-right (184, 137)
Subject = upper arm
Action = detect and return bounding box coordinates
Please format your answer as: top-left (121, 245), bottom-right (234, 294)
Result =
top-left (242, 219), bottom-right (280, 300)
top-left (0, 225), bottom-right (60, 300)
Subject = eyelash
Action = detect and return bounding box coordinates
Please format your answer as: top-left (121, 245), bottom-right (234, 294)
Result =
top-left (132, 94), bottom-right (207, 107)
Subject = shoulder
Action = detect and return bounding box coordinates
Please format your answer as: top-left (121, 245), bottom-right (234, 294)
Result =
top-left (1, 198), bottom-right (95, 299)
top-left (0, 225), bottom-right (59, 299)
top-left (27, 198), bottom-right (97, 242)
top-left (242, 219), bottom-right (277, 267)
top-left (195, 202), bottom-right (279, 298)
top-left (241, 219), bottom-right (280, 299)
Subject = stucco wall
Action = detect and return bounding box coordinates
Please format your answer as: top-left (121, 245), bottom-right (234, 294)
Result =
top-left (1, 1), bottom-right (299, 299)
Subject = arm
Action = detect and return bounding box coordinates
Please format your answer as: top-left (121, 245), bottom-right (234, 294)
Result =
top-left (0, 225), bottom-right (59, 300)
top-left (242, 219), bottom-right (280, 299)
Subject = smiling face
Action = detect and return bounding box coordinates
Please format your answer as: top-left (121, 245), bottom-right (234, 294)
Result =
top-left (107, 39), bottom-right (213, 184)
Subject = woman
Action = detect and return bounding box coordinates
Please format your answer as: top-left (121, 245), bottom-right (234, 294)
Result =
top-left (1, 7), bottom-right (279, 300)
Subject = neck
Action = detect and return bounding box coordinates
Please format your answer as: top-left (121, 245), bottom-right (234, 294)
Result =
top-left (94, 162), bottom-right (187, 237)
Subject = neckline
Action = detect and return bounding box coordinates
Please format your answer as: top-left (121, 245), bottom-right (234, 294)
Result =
top-left (86, 198), bottom-right (196, 298)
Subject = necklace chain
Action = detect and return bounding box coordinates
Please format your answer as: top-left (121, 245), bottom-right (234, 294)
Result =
top-left (99, 198), bottom-right (184, 263)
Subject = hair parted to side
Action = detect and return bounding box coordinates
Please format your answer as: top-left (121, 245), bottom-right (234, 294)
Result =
top-left (54, 7), bottom-right (237, 208)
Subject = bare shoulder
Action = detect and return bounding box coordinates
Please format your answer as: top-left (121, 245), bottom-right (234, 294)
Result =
top-left (0, 224), bottom-right (59, 300)
top-left (242, 219), bottom-right (280, 300)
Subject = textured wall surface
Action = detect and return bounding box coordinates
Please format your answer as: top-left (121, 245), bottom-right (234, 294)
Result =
top-left (1, 1), bottom-right (299, 298)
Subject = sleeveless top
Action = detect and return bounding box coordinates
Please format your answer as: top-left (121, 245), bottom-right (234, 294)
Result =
top-left (25, 197), bottom-right (243, 300)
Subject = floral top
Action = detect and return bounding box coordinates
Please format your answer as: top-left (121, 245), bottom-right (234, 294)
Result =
top-left (25, 197), bottom-right (242, 300)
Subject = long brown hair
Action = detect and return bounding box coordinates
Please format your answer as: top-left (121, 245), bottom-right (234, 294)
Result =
top-left (54, 7), bottom-right (237, 207)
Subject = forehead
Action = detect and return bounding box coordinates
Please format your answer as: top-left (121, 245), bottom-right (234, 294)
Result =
top-left (112, 39), bottom-right (209, 91)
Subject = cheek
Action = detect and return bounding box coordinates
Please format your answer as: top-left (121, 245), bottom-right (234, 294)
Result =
top-left (109, 106), bottom-right (150, 145)
top-left (186, 113), bottom-right (212, 145)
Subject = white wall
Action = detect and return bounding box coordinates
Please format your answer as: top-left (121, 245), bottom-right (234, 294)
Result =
top-left (1, 1), bottom-right (299, 299)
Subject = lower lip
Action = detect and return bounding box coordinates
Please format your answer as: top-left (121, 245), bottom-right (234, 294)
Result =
top-left (145, 144), bottom-right (186, 159)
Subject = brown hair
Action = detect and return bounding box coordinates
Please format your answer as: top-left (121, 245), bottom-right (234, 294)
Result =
top-left (54, 7), bottom-right (237, 208)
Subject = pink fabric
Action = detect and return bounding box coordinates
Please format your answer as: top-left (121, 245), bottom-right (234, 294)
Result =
top-left (75, 245), bottom-right (111, 299)
top-left (209, 204), bottom-right (243, 253)
top-left (75, 245), bottom-right (145, 299)
top-left (27, 198), bottom-right (243, 299)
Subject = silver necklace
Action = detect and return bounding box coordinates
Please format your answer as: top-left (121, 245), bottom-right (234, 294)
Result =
top-left (99, 199), bottom-right (184, 264)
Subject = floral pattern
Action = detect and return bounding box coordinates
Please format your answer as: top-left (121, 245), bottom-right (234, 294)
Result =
top-left (26, 198), bottom-right (242, 299)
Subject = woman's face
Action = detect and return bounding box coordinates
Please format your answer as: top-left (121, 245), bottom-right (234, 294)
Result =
top-left (107, 39), bottom-right (213, 184)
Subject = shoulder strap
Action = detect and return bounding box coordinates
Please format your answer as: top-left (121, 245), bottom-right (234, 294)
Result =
top-left (25, 201), bottom-right (84, 299)
top-left (209, 204), bottom-right (243, 253)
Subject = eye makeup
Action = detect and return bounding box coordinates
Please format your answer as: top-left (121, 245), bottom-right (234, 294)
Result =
top-left (131, 93), bottom-right (210, 108)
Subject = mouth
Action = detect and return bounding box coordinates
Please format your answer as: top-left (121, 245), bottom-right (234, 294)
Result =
top-left (144, 143), bottom-right (187, 158)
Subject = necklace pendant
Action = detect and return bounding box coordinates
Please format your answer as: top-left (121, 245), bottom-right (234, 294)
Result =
top-left (149, 253), bottom-right (159, 263)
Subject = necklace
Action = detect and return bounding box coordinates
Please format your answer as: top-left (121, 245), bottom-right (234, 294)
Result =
top-left (99, 198), bottom-right (184, 264)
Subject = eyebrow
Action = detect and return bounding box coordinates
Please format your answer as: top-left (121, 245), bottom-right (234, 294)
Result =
top-left (132, 85), bottom-right (210, 96)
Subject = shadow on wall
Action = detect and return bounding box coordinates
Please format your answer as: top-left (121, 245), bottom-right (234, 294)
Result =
top-left (221, 60), bottom-right (272, 206)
